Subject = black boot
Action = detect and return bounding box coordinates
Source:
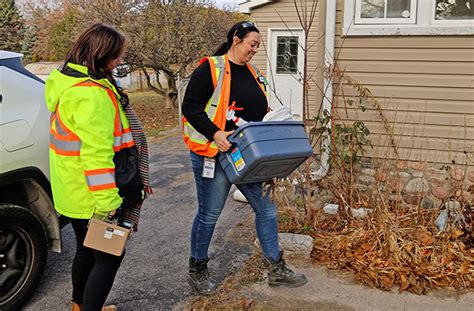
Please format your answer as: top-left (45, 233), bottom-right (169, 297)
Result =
top-left (265, 251), bottom-right (308, 288)
top-left (189, 257), bottom-right (217, 295)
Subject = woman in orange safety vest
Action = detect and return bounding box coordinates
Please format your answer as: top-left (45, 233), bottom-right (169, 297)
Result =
top-left (181, 21), bottom-right (307, 295)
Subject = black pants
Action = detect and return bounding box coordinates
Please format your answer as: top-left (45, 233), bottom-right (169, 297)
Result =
top-left (69, 218), bottom-right (124, 311)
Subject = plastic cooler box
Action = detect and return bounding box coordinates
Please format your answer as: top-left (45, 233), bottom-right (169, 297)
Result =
top-left (218, 121), bottom-right (313, 184)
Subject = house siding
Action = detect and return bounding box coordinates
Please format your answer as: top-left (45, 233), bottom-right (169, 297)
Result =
top-left (333, 0), bottom-right (474, 164)
top-left (246, 0), bottom-right (473, 165)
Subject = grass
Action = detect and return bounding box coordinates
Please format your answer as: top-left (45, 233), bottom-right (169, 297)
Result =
top-left (128, 90), bottom-right (179, 137)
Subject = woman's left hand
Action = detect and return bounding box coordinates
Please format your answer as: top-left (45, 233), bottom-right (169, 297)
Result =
top-left (213, 130), bottom-right (234, 152)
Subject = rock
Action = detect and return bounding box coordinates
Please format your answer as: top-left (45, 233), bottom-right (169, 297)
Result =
top-left (396, 161), bottom-right (408, 170)
top-left (360, 158), bottom-right (374, 169)
top-left (404, 193), bottom-right (423, 205)
top-left (426, 175), bottom-right (446, 185)
top-left (233, 189), bottom-right (248, 203)
top-left (361, 168), bottom-right (376, 176)
top-left (436, 202), bottom-right (466, 232)
top-left (348, 207), bottom-right (373, 219)
top-left (358, 175), bottom-right (375, 185)
top-left (432, 186), bottom-right (448, 199)
top-left (375, 171), bottom-right (388, 182)
top-left (435, 210), bottom-right (448, 231)
top-left (398, 172), bottom-right (411, 179)
top-left (412, 171), bottom-right (424, 178)
top-left (388, 194), bottom-right (403, 202)
top-left (445, 200), bottom-right (461, 210)
top-left (454, 190), bottom-right (470, 202)
top-left (421, 197), bottom-right (435, 209)
top-left (356, 184), bottom-right (368, 192)
top-left (405, 178), bottom-right (430, 194)
top-left (277, 233), bottom-right (314, 259)
top-left (323, 203), bottom-right (339, 215)
top-left (468, 170), bottom-right (474, 182)
top-left (410, 162), bottom-right (426, 171)
top-left (450, 168), bottom-right (465, 181)
top-left (388, 179), bottom-right (406, 193)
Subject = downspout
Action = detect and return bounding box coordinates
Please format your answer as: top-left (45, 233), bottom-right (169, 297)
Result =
top-left (311, 0), bottom-right (336, 180)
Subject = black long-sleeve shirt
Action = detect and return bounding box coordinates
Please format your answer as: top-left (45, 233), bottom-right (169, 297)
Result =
top-left (182, 59), bottom-right (268, 141)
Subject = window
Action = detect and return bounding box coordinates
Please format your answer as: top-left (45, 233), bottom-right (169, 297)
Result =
top-left (435, 0), bottom-right (474, 20)
top-left (355, 0), bottom-right (417, 24)
top-left (344, 0), bottom-right (474, 35)
top-left (276, 36), bottom-right (298, 74)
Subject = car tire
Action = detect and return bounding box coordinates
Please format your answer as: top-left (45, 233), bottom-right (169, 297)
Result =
top-left (0, 204), bottom-right (48, 310)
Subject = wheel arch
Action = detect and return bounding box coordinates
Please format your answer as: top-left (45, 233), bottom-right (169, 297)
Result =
top-left (0, 167), bottom-right (61, 253)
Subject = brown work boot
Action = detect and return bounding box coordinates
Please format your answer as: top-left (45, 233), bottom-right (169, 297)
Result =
top-left (265, 251), bottom-right (308, 288)
top-left (69, 301), bottom-right (117, 310)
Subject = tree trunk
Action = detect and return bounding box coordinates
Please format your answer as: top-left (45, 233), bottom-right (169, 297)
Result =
top-left (164, 74), bottom-right (178, 109)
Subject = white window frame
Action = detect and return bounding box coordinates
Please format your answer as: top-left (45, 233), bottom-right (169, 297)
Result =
top-left (354, 0), bottom-right (417, 25)
top-left (344, 0), bottom-right (474, 36)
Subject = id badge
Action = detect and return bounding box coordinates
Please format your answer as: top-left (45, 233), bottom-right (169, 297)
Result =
top-left (202, 157), bottom-right (216, 178)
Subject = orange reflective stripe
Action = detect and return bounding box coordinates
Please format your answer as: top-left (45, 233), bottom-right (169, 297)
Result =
top-left (88, 183), bottom-right (116, 191)
top-left (208, 58), bottom-right (217, 88)
top-left (85, 168), bottom-right (115, 176)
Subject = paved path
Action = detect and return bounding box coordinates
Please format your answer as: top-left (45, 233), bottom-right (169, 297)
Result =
top-left (23, 128), bottom-right (474, 311)
top-left (24, 129), bottom-right (254, 310)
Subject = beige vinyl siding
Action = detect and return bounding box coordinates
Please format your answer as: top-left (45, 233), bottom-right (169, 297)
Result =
top-left (247, 0), bottom-right (473, 165)
top-left (332, 0), bottom-right (474, 164)
top-left (247, 0), bottom-right (324, 118)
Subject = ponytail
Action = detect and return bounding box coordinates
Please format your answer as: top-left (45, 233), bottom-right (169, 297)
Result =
top-left (213, 42), bottom-right (229, 56)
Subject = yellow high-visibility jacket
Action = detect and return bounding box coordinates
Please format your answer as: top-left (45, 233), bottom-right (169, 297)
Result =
top-left (45, 63), bottom-right (133, 219)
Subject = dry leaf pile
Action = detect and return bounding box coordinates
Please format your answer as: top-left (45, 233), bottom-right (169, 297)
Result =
top-left (271, 173), bottom-right (473, 295)
top-left (312, 208), bottom-right (473, 294)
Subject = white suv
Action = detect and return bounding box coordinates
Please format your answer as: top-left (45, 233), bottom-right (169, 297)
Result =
top-left (0, 51), bottom-right (61, 310)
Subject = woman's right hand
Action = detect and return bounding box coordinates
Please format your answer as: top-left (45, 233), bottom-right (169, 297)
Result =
top-left (213, 130), bottom-right (234, 152)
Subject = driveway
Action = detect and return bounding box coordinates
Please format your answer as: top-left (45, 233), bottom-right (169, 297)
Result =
top-left (24, 129), bottom-right (254, 310)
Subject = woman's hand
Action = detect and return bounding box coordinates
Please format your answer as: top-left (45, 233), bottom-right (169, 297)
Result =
top-left (213, 130), bottom-right (234, 152)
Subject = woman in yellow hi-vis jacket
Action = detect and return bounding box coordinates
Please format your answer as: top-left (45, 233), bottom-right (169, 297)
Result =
top-left (45, 23), bottom-right (146, 311)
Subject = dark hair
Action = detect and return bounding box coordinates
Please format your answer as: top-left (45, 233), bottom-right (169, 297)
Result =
top-left (214, 21), bottom-right (259, 56)
top-left (62, 23), bottom-right (125, 81)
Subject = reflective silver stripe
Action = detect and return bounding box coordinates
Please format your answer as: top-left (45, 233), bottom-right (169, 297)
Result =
top-left (122, 131), bottom-right (133, 144)
top-left (114, 135), bottom-right (121, 147)
top-left (54, 117), bottom-right (69, 136)
top-left (249, 63), bottom-right (260, 75)
top-left (50, 134), bottom-right (81, 151)
top-left (113, 130), bottom-right (134, 147)
top-left (85, 172), bottom-right (115, 187)
top-left (186, 55), bottom-right (226, 144)
top-left (209, 56), bottom-right (225, 108)
top-left (183, 122), bottom-right (209, 144)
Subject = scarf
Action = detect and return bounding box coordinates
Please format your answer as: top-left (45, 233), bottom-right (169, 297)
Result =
top-left (121, 102), bottom-right (153, 231)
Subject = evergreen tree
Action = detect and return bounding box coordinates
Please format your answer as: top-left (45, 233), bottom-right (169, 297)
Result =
top-left (0, 0), bottom-right (25, 52)
top-left (21, 25), bottom-right (37, 64)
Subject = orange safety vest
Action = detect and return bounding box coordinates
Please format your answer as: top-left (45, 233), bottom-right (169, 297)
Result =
top-left (182, 54), bottom-right (267, 157)
top-left (50, 80), bottom-right (134, 191)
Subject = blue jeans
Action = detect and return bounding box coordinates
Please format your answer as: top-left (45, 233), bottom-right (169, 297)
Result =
top-left (189, 151), bottom-right (280, 261)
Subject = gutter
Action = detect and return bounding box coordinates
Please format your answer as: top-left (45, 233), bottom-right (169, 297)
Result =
top-left (311, 0), bottom-right (336, 180)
